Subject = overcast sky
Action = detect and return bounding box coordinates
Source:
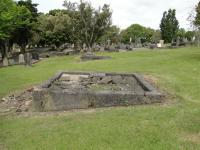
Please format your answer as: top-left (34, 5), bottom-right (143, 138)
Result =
top-left (32, 0), bottom-right (199, 30)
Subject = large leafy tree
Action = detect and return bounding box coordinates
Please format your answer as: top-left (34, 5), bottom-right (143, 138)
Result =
top-left (17, 0), bottom-right (38, 22)
top-left (194, 1), bottom-right (200, 47)
top-left (98, 25), bottom-right (120, 44)
top-left (0, 0), bottom-right (31, 61)
top-left (63, 1), bottom-right (112, 51)
top-left (185, 31), bottom-right (195, 41)
top-left (120, 24), bottom-right (154, 44)
top-left (194, 1), bottom-right (200, 28)
top-left (160, 9), bottom-right (179, 43)
top-left (37, 12), bottom-right (71, 48)
top-left (12, 0), bottom-right (38, 53)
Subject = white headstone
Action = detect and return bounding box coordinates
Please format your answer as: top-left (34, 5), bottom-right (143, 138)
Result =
top-left (3, 57), bottom-right (8, 67)
top-left (18, 54), bottom-right (25, 64)
top-left (160, 40), bottom-right (164, 47)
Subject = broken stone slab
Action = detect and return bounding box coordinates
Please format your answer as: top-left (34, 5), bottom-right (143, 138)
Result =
top-left (59, 75), bottom-right (70, 81)
top-left (111, 75), bottom-right (124, 84)
top-left (99, 76), bottom-right (112, 84)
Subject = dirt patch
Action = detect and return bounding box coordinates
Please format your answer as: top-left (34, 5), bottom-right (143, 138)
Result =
top-left (181, 132), bottom-right (200, 144)
top-left (0, 88), bottom-right (33, 115)
top-left (144, 75), bottom-right (158, 85)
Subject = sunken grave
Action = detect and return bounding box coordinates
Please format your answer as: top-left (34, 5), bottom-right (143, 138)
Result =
top-left (33, 72), bottom-right (163, 111)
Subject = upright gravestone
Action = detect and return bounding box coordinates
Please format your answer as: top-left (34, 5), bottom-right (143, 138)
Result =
top-left (24, 53), bottom-right (32, 67)
top-left (18, 54), bottom-right (25, 64)
top-left (8, 59), bottom-right (15, 65)
top-left (160, 40), bottom-right (164, 47)
top-left (3, 57), bottom-right (8, 67)
top-left (176, 37), bottom-right (180, 46)
top-left (0, 53), bottom-right (2, 61)
top-left (83, 43), bottom-right (87, 52)
top-left (100, 46), bottom-right (105, 52)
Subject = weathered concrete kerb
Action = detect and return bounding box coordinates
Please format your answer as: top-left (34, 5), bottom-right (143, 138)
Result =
top-left (32, 72), bottom-right (164, 112)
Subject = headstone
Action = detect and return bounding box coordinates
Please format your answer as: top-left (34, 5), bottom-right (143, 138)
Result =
top-left (0, 53), bottom-right (2, 60)
top-left (120, 44), bottom-right (126, 50)
top-left (160, 40), bottom-right (164, 47)
top-left (157, 40), bottom-right (164, 48)
top-left (149, 44), bottom-right (157, 49)
top-left (83, 43), bottom-right (87, 52)
top-left (110, 45), bottom-right (116, 52)
top-left (71, 43), bottom-right (75, 49)
top-left (24, 53), bottom-right (32, 66)
top-left (18, 54), bottom-right (25, 64)
top-left (135, 38), bottom-right (142, 48)
top-left (100, 46), bottom-right (105, 52)
top-left (3, 57), bottom-right (8, 67)
top-left (176, 37), bottom-right (180, 46)
top-left (8, 59), bottom-right (15, 65)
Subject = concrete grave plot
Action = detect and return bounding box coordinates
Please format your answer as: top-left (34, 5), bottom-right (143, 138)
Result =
top-left (33, 72), bottom-right (164, 111)
top-left (80, 53), bottom-right (111, 61)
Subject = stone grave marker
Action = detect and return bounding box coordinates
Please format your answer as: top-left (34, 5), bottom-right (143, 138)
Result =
top-left (3, 57), bottom-right (8, 67)
top-left (24, 53), bottom-right (32, 66)
top-left (8, 59), bottom-right (15, 65)
top-left (18, 54), bottom-right (25, 64)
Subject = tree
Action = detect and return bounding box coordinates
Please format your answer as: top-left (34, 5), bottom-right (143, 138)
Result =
top-left (177, 28), bottom-right (186, 40)
top-left (120, 24), bottom-right (154, 44)
top-left (0, 0), bottom-right (31, 63)
top-left (63, 1), bottom-right (112, 51)
top-left (151, 30), bottom-right (161, 43)
top-left (160, 9), bottom-right (179, 43)
top-left (17, 0), bottom-right (38, 22)
top-left (98, 25), bottom-right (120, 44)
top-left (12, 0), bottom-right (38, 53)
top-left (185, 31), bottom-right (195, 41)
top-left (37, 12), bottom-right (71, 48)
top-left (194, 1), bottom-right (200, 47)
top-left (194, 1), bottom-right (200, 28)
top-left (12, 6), bottom-right (33, 53)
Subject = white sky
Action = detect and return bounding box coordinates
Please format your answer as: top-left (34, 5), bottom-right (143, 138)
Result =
top-left (32, 0), bottom-right (199, 30)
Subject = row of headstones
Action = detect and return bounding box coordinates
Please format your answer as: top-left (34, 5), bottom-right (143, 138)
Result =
top-left (1, 52), bottom-right (40, 67)
top-left (90, 44), bottom-right (138, 52)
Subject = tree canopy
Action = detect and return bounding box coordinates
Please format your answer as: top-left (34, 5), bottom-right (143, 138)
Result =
top-left (120, 24), bottom-right (156, 44)
top-left (63, 1), bottom-right (112, 50)
top-left (194, 1), bottom-right (200, 28)
top-left (160, 9), bottom-right (179, 43)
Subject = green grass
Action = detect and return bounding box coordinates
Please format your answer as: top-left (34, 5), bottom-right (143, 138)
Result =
top-left (1, 47), bottom-right (200, 149)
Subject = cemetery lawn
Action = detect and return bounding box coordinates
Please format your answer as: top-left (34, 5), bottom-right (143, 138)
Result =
top-left (1, 47), bottom-right (200, 150)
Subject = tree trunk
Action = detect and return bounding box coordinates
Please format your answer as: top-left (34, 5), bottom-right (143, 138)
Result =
top-left (20, 44), bottom-right (26, 54)
top-left (2, 41), bottom-right (9, 67)
top-left (88, 45), bottom-right (92, 52)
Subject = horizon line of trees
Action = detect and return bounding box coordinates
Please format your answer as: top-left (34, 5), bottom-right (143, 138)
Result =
top-left (1, 0), bottom-right (200, 66)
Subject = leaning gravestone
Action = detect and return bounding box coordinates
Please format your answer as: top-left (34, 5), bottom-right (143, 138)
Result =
top-left (24, 53), bottom-right (32, 66)
top-left (18, 54), bottom-right (25, 64)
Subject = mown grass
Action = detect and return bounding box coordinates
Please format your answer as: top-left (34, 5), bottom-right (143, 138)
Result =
top-left (1, 47), bottom-right (200, 150)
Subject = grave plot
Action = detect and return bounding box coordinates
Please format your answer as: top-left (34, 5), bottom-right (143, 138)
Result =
top-left (33, 72), bottom-right (164, 111)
